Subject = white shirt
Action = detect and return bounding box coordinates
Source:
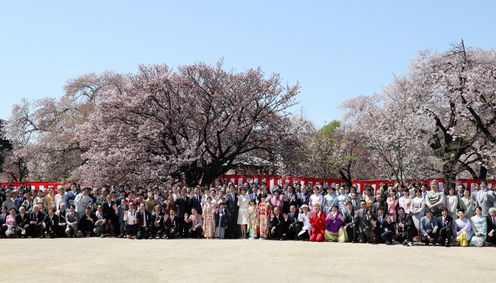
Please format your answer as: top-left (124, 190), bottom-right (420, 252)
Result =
top-left (298, 212), bottom-right (311, 231)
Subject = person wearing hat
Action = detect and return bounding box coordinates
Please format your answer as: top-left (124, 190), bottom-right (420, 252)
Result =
top-left (297, 204), bottom-right (311, 240)
top-left (420, 209), bottom-right (438, 245)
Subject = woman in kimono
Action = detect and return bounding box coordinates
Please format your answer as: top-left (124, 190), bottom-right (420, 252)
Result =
top-left (247, 200), bottom-right (258, 239)
top-left (364, 188), bottom-right (375, 210)
top-left (470, 206), bottom-right (487, 247)
top-left (258, 194), bottom-right (270, 239)
top-left (411, 189), bottom-right (425, 236)
top-left (459, 189), bottom-right (474, 218)
top-left (324, 206), bottom-right (346, 242)
top-left (202, 196), bottom-right (216, 239)
top-left (5, 208), bottom-right (17, 238)
top-left (309, 203), bottom-right (326, 242)
top-left (386, 192), bottom-right (399, 223)
top-left (454, 209), bottom-right (473, 247)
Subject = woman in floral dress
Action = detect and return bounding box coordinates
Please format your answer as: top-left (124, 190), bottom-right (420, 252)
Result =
top-left (202, 196), bottom-right (216, 239)
top-left (247, 200), bottom-right (259, 239)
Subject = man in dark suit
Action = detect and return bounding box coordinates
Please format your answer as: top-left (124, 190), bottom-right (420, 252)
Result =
top-left (372, 206), bottom-right (387, 243)
top-left (372, 193), bottom-right (386, 215)
top-left (190, 188), bottom-right (202, 215)
top-left (342, 201), bottom-right (355, 242)
top-left (136, 203), bottom-right (152, 239)
top-left (375, 215), bottom-right (395, 245)
top-left (269, 207), bottom-right (287, 240)
top-left (29, 205), bottom-right (45, 238)
top-left (15, 206), bottom-right (31, 238)
top-left (150, 204), bottom-right (165, 239)
top-left (437, 208), bottom-right (453, 247)
top-left (56, 203), bottom-right (68, 237)
top-left (285, 205), bottom-right (299, 240)
top-left (78, 207), bottom-right (96, 237)
top-left (486, 207), bottom-right (496, 245)
top-left (43, 208), bottom-right (60, 238)
top-left (225, 185), bottom-right (239, 239)
top-left (395, 207), bottom-right (415, 246)
top-left (174, 190), bottom-right (190, 237)
top-left (164, 209), bottom-right (182, 239)
top-left (353, 200), bottom-right (374, 243)
top-left (103, 193), bottom-right (119, 236)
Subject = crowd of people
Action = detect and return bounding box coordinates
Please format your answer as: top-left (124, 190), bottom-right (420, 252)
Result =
top-left (1, 179), bottom-right (496, 247)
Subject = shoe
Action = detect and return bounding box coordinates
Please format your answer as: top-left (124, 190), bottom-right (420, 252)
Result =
top-left (407, 242), bottom-right (413, 247)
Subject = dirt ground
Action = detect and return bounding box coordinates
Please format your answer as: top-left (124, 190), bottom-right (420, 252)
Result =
top-left (1, 238), bottom-right (493, 283)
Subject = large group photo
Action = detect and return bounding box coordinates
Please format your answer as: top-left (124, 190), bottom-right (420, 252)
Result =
top-left (1, 1), bottom-right (496, 282)
top-left (1, 178), bottom-right (496, 249)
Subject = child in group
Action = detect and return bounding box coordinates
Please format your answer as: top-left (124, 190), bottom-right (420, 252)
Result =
top-left (247, 200), bottom-right (258, 239)
top-left (214, 202), bottom-right (228, 239)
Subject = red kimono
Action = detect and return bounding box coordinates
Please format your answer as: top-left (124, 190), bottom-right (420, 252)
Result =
top-left (309, 211), bottom-right (326, 242)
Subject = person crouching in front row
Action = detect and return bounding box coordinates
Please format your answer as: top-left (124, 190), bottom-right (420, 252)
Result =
top-left (124, 203), bottom-right (138, 239)
top-left (43, 208), bottom-right (59, 238)
top-left (78, 207), bottom-right (97, 237)
top-left (309, 203), bottom-right (326, 242)
top-left (65, 205), bottom-right (78, 237)
top-left (185, 208), bottom-right (203, 238)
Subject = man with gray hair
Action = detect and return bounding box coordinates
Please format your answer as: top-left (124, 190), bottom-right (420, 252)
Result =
top-left (472, 182), bottom-right (495, 216)
top-left (487, 207), bottom-right (496, 246)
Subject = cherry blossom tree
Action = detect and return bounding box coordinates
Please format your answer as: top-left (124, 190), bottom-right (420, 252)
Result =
top-left (405, 41), bottom-right (496, 180)
top-left (341, 93), bottom-right (438, 184)
top-left (77, 62), bottom-right (298, 186)
top-left (342, 41), bottom-right (496, 187)
top-left (5, 73), bottom-right (125, 181)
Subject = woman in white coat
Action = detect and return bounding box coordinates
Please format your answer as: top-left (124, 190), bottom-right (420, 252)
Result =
top-left (237, 187), bottom-right (250, 239)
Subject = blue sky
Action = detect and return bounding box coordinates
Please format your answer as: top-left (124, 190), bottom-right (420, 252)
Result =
top-left (1, 1), bottom-right (495, 128)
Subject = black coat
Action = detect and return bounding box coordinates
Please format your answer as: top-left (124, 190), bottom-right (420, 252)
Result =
top-left (44, 214), bottom-right (59, 231)
top-left (151, 212), bottom-right (165, 227)
top-left (30, 211), bottom-right (45, 224)
top-left (437, 215), bottom-right (453, 231)
top-left (137, 210), bottom-right (152, 228)
top-left (190, 195), bottom-right (202, 215)
top-left (214, 208), bottom-right (228, 228)
top-left (15, 213), bottom-right (30, 227)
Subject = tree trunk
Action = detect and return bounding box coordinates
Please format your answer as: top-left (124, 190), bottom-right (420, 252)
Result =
top-left (339, 169), bottom-right (352, 188)
top-left (442, 160), bottom-right (457, 191)
top-left (479, 166), bottom-right (488, 180)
